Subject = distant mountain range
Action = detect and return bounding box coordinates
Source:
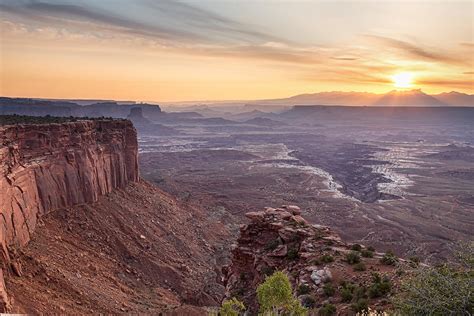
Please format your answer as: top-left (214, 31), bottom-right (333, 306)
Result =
top-left (255, 89), bottom-right (473, 107)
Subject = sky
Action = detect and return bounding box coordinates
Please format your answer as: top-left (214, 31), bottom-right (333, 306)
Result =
top-left (0, 0), bottom-right (473, 102)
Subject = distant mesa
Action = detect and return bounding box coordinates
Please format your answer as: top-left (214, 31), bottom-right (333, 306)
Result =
top-left (0, 97), bottom-right (162, 119)
top-left (127, 107), bottom-right (152, 126)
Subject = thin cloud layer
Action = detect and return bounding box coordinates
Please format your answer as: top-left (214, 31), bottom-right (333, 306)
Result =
top-left (363, 35), bottom-right (467, 66)
top-left (0, 0), bottom-right (282, 45)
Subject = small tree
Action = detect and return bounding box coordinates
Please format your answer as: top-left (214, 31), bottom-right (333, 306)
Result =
top-left (256, 271), bottom-right (307, 315)
top-left (218, 298), bottom-right (245, 316)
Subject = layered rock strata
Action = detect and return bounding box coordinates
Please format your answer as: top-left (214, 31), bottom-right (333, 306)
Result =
top-left (0, 119), bottom-right (139, 310)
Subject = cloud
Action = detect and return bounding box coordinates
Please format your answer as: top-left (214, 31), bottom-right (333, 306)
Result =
top-left (331, 57), bottom-right (359, 61)
top-left (460, 42), bottom-right (474, 48)
top-left (363, 34), bottom-right (465, 65)
top-left (195, 45), bottom-right (321, 65)
top-left (417, 78), bottom-right (474, 89)
top-left (0, 0), bottom-right (281, 45)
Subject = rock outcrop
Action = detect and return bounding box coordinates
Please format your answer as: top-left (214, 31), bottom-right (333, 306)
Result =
top-left (223, 205), bottom-right (404, 314)
top-left (0, 119), bottom-right (139, 310)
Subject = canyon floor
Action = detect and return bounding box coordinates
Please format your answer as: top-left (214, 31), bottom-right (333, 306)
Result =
top-left (139, 109), bottom-right (474, 262)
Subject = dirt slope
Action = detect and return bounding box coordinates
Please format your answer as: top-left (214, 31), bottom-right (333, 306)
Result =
top-left (6, 180), bottom-right (229, 314)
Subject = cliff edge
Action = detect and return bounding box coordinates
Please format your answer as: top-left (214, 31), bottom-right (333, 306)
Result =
top-left (0, 119), bottom-right (138, 310)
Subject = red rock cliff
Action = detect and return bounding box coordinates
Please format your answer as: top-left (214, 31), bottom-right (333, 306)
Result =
top-left (0, 119), bottom-right (139, 265)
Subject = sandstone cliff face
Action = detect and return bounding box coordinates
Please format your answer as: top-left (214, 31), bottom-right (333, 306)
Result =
top-left (0, 120), bottom-right (139, 265)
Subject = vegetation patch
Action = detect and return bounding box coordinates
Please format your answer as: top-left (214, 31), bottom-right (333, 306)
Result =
top-left (346, 251), bottom-right (361, 265)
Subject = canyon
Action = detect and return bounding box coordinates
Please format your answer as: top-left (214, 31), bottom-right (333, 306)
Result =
top-left (0, 108), bottom-right (471, 314)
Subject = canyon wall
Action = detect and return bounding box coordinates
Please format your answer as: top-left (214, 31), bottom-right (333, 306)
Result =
top-left (0, 119), bottom-right (139, 266)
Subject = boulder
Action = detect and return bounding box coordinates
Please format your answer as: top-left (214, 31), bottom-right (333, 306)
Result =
top-left (310, 267), bottom-right (332, 286)
top-left (284, 205), bottom-right (302, 215)
top-left (291, 215), bottom-right (307, 225)
top-left (278, 211), bottom-right (293, 220)
top-left (245, 211), bottom-right (265, 221)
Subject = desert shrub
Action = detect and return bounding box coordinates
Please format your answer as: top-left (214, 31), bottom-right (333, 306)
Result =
top-left (346, 252), bottom-right (361, 265)
top-left (361, 249), bottom-right (374, 258)
top-left (297, 284), bottom-right (311, 295)
top-left (380, 251), bottom-right (398, 266)
top-left (341, 287), bottom-right (353, 302)
top-left (353, 285), bottom-right (367, 300)
top-left (261, 265), bottom-right (275, 277)
top-left (367, 246), bottom-right (375, 252)
top-left (368, 273), bottom-right (391, 298)
top-left (318, 303), bottom-right (336, 316)
top-left (218, 297), bottom-right (245, 316)
top-left (320, 254), bottom-right (334, 263)
top-left (265, 239), bottom-right (280, 251)
top-left (256, 271), bottom-right (306, 315)
top-left (351, 244), bottom-right (362, 251)
top-left (393, 243), bottom-right (473, 315)
top-left (301, 295), bottom-right (316, 308)
top-left (351, 298), bottom-right (369, 313)
top-left (287, 247), bottom-right (300, 260)
top-left (353, 262), bottom-right (366, 272)
top-left (323, 283), bottom-right (335, 297)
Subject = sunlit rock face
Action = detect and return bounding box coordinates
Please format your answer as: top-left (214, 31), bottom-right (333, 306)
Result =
top-left (0, 119), bottom-right (139, 263)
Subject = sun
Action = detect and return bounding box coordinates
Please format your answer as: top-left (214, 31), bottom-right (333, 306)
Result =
top-left (391, 72), bottom-right (415, 89)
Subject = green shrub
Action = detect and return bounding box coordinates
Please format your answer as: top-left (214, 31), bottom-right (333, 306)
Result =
top-left (351, 298), bottom-right (368, 313)
top-left (218, 297), bottom-right (245, 316)
top-left (361, 249), bottom-right (374, 258)
top-left (261, 265), bottom-right (275, 277)
top-left (346, 251), bottom-right (361, 265)
top-left (367, 246), bottom-right (375, 252)
top-left (301, 295), bottom-right (316, 309)
top-left (394, 243), bottom-right (473, 315)
top-left (380, 251), bottom-right (398, 266)
top-left (265, 239), bottom-right (280, 251)
top-left (320, 254), bottom-right (334, 263)
top-left (353, 262), bottom-right (366, 271)
top-left (297, 284), bottom-right (311, 295)
top-left (318, 303), bottom-right (336, 316)
top-left (256, 271), bottom-right (306, 315)
top-left (351, 244), bottom-right (362, 251)
top-left (287, 247), bottom-right (299, 260)
top-left (353, 285), bottom-right (367, 300)
top-left (368, 273), bottom-right (391, 298)
top-left (323, 283), bottom-right (335, 297)
top-left (341, 287), bottom-right (353, 302)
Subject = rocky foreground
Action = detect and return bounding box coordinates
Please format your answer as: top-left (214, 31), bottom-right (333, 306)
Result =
top-left (224, 205), bottom-right (407, 314)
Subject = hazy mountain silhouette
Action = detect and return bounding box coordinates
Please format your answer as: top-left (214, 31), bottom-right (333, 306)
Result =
top-left (372, 89), bottom-right (447, 106)
top-left (433, 91), bottom-right (474, 106)
top-left (252, 90), bottom-right (473, 107)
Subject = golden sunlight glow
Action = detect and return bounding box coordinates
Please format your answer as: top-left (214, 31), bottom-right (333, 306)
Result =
top-left (391, 72), bottom-right (415, 89)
